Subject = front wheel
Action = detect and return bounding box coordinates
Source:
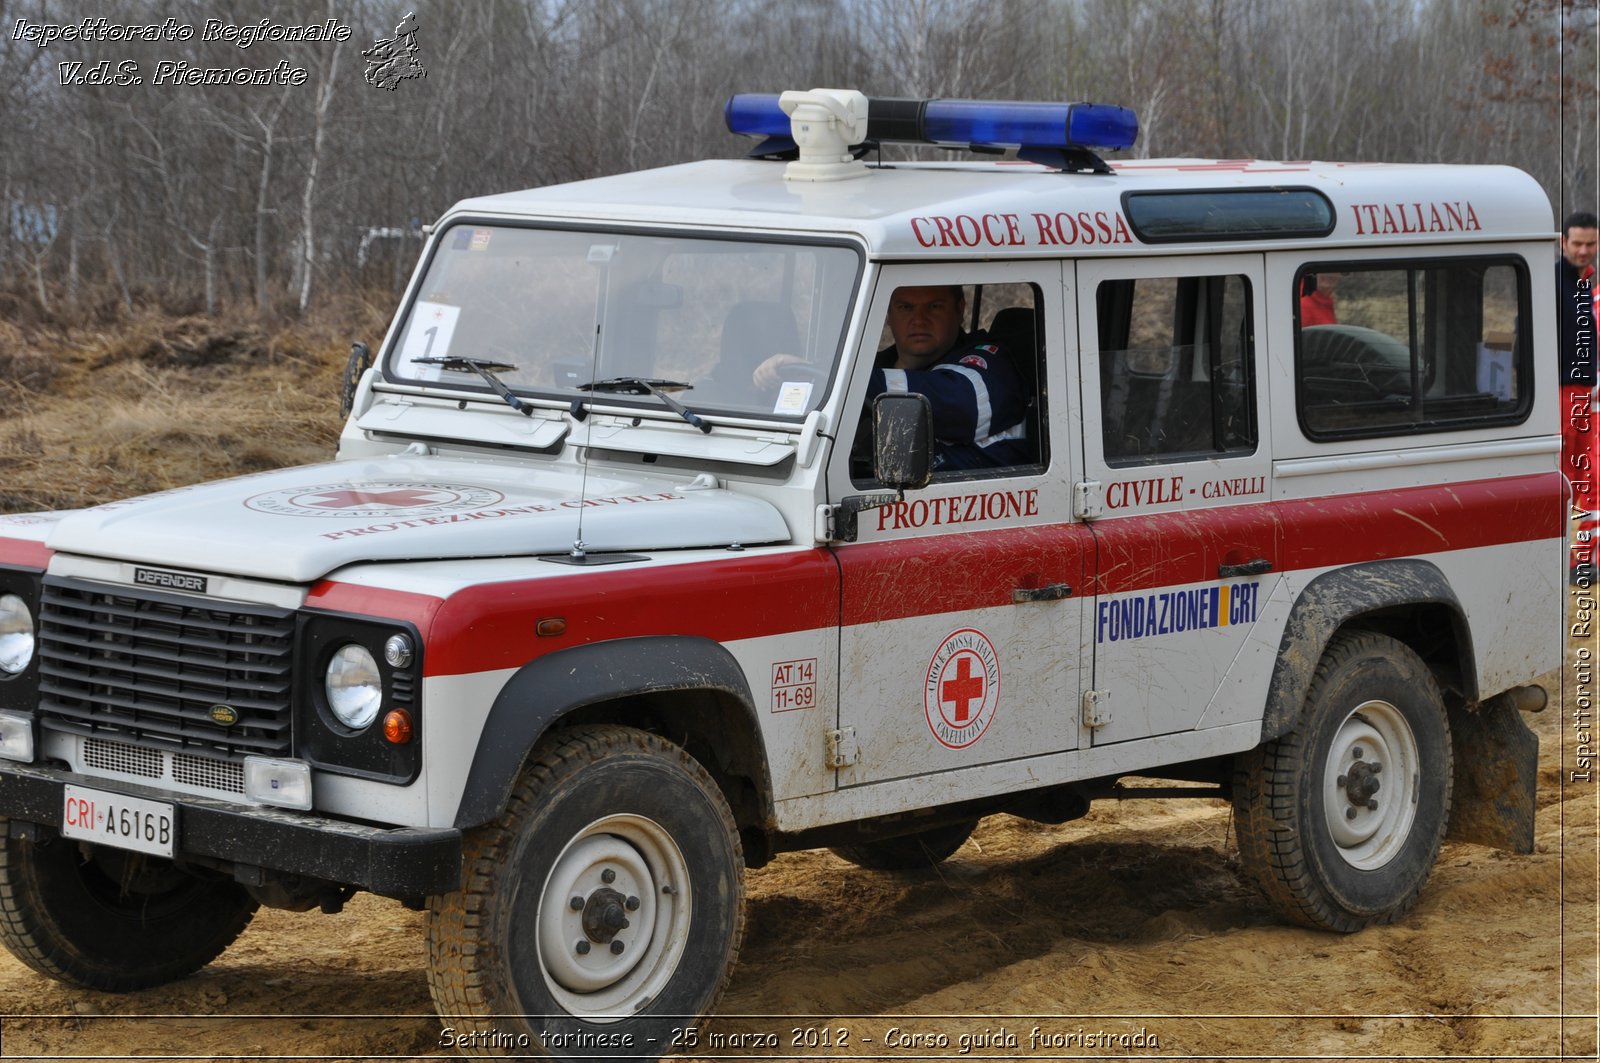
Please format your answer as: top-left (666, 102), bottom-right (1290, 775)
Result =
top-left (1233, 631), bottom-right (1452, 931)
top-left (0, 826), bottom-right (258, 990)
top-left (427, 726), bottom-right (744, 1059)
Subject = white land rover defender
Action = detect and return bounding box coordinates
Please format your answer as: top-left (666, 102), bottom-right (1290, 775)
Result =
top-left (0, 90), bottom-right (1564, 1057)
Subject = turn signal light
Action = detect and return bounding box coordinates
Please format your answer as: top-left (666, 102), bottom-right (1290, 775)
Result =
top-left (383, 709), bottom-right (414, 745)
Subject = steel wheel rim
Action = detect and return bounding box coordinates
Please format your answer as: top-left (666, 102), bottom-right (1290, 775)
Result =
top-left (1323, 699), bottom-right (1419, 870)
top-left (536, 814), bottom-right (692, 1021)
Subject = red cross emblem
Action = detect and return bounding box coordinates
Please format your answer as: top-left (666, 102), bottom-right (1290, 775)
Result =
top-left (302, 488), bottom-right (450, 509)
top-left (924, 629), bottom-right (1001, 750)
top-left (940, 652), bottom-right (986, 723)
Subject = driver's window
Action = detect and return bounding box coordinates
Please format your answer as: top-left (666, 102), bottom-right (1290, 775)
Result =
top-left (851, 281), bottom-right (1046, 486)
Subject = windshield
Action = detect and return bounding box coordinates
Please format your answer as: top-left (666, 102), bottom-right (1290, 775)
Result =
top-left (386, 225), bottom-right (860, 421)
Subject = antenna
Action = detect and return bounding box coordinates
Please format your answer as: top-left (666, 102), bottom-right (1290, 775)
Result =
top-left (571, 242), bottom-right (619, 561)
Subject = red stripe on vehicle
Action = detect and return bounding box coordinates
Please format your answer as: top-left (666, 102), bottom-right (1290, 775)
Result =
top-left (305, 581), bottom-right (444, 630)
top-left (0, 538), bottom-right (52, 570)
top-left (1089, 502), bottom-right (1278, 595)
top-left (1274, 472), bottom-right (1564, 573)
top-left (314, 551), bottom-right (841, 678)
top-left (839, 525), bottom-right (1092, 626)
top-left (309, 473), bottom-right (1562, 679)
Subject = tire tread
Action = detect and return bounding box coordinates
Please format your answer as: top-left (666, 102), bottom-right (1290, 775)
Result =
top-left (1233, 630), bottom-right (1452, 933)
top-left (0, 822), bottom-right (257, 991)
top-left (427, 725), bottom-right (745, 1058)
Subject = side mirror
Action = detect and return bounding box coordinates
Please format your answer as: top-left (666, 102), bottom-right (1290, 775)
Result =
top-left (873, 392), bottom-right (933, 490)
top-left (826, 392), bottom-right (933, 544)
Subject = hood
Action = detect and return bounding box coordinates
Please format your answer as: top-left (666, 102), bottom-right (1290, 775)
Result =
top-left (45, 457), bottom-right (790, 583)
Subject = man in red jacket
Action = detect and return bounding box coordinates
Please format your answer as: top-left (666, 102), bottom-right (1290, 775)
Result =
top-left (1299, 271), bottom-right (1340, 326)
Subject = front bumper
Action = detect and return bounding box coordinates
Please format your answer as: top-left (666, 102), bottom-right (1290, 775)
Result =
top-left (0, 761), bottom-right (462, 898)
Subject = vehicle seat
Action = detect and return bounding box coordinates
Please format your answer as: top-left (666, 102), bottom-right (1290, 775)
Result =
top-left (715, 301), bottom-right (801, 403)
top-left (988, 305), bottom-right (1044, 463)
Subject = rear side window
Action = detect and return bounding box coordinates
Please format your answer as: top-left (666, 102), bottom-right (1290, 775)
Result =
top-left (1096, 273), bottom-right (1257, 467)
top-left (1295, 258), bottom-right (1532, 439)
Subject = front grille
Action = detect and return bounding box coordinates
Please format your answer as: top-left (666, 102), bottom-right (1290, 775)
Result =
top-left (83, 736), bottom-right (162, 778)
top-left (173, 750), bottom-right (246, 792)
top-left (75, 736), bottom-right (246, 795)
top-left (38, 577), bottom-right (295, 762)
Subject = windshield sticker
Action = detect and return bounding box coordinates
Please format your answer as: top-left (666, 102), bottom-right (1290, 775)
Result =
top-left (925, 628), bottom-right (1000, 749)
top-left (773, 381), bottom-right (813, 415)
top-left (400, 301), bottom-right (460, 379)
top-left (245, 482), bottom-right (507, 519)
top-left (469, 228), bottom-right (492, 251)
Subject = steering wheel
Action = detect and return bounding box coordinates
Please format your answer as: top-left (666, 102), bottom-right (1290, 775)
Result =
top-left (768, 362), bottom-right (831, 387)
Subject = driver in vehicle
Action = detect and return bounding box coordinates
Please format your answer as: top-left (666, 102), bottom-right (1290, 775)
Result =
top-left (755, 284), bottom-right (1030, 470)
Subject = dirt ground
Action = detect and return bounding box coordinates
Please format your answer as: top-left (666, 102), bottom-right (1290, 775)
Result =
top-left (0, 643), bottom-right (1594, 1062)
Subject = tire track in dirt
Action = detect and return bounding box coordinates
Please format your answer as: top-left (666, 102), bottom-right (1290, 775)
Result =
top-left (1, 676), bottom-right (1592, 1061)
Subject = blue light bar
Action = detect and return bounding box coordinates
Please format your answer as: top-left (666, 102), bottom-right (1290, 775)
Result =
top-left (921, 100), bottom-right (1137, 152)
top-left (723, 93), bottom-right (1139, 157)
top-left (725, 94), bottom-right (789, 138)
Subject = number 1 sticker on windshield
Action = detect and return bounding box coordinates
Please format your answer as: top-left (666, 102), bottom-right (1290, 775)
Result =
top-left (401, 302), bottom-right (460, 380)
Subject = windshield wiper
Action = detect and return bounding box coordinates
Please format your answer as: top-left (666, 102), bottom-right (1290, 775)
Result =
top-left (411, 356), bottom-right (532, 416)
top-left (577, 377), bottom-right (711, 434)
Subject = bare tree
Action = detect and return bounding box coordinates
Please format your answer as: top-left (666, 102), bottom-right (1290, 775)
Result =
top-left (0, 0), bottom-right (1591, 318)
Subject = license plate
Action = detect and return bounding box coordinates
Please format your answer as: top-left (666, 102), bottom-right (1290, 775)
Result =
top-left (62, 785), bottom-right (176, 858)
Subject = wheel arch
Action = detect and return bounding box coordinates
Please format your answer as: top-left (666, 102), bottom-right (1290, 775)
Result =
top-left (1261, 559), bottom-right (1477, 745)
top-left (451, 636), bottom-right (773, 844)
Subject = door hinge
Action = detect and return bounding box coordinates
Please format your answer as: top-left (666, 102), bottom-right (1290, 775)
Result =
top-left (826, 727), bottom-right (860, 769)
top-left (814, 504), bottom-right (837, 542)
top-left (1074, 480), bottom-right (1103, 521)
top-left (1082, 689), bottom-right (1112, 730)
top-left (817, 494), bottom-right (899, 543)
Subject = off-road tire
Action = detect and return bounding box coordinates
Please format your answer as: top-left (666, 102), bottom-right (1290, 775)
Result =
top-left (830, 818), bottom-right (979, 871)
top-left (0, 823), bottom-right (258, 990)
top-left (1233, 630), bottom-right (1452, 932)
top-left (427, 726), bottom-right (745, 1059)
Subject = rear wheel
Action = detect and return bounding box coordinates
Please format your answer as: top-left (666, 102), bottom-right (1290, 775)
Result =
top-left (0, 825), bottom-right (258, 990)
top-left (1233, 631), bottom-right (1452, 931)
top-left (427, 726), bottom-right (744, 1059)
top-left (830, 818), bottom-right (978, 871)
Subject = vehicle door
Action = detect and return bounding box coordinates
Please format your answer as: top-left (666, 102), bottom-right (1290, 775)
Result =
top-left (827, 262), bottom-right (1092, 789)
top-left (1075, 254), bottom-right (1284, 747)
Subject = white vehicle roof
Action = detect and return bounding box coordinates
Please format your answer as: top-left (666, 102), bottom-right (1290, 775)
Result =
top-left (446, 156), bottom-right (1553, 258)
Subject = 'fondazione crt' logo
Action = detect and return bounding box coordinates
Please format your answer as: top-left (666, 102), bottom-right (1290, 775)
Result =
top-left (244, 483), bottom-right (506, 519)
top-left (925, 628), bottom-right (1001, 749)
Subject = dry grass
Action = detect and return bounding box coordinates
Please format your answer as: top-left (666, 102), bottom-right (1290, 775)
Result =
top-left (0, 301), bottom-right (392, 514)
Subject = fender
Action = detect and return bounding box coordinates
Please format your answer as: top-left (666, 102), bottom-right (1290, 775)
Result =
top-left (1260, 559), bottom-right (1475, 743)
top-left (452, 635), bottom-right (766, 829)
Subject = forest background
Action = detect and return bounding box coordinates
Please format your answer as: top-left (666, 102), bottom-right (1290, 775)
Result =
top-left (0, 0), bottom-right (1594, 322)
top-left (0, 0), bottom-right (1594, 515)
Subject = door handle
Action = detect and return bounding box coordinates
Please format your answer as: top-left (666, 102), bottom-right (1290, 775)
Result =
top-left (1218, 558), bottom-right (1273, 579)
top-left (1013, 583), bottom-right (1073, 603)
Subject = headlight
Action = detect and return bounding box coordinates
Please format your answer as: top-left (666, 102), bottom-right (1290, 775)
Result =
top-left (325, 643), bottom-right (382, 730)
top-left (0, 594), bottom-right (35, 676)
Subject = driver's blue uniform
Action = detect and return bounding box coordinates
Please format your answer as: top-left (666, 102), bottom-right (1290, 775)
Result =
top-left (865, 330), bottom-right (1030, 470)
